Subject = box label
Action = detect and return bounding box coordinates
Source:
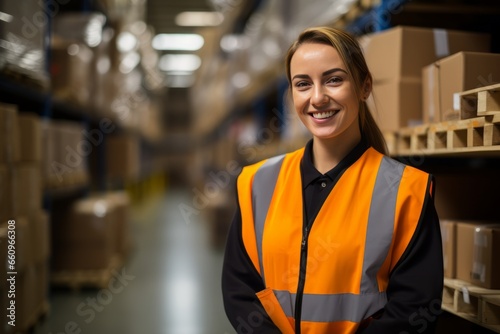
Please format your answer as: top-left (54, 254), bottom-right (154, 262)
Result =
top-left (433, 29), bottom-right (450, 57)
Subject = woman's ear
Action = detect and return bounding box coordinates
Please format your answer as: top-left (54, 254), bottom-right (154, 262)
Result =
top-left (362, 76), bottom-right (372, 101)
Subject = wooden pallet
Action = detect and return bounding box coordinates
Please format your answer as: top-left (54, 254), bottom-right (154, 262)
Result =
top-left (394, 114), bottom-right (500, 155)
top-left (442, 278), bottom-right (500, 333)
top-left (459, 83), bottom-right (500, 119)
top-left (51, 256), bottom-right (123, 290)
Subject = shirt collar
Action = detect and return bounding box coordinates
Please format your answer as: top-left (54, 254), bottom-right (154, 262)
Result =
top-left (300, 137), bottom-right (369, 189)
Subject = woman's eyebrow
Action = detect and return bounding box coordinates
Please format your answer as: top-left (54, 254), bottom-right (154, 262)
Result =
top-left (292, 67), bottom-right (348, 81)
top-left (322, 68), bottom-right (348, 76)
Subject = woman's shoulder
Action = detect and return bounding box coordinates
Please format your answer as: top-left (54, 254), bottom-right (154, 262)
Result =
top-left (367, 147), bottom-right (430, 177)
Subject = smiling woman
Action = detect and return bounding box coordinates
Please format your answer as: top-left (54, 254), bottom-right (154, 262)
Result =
top-left (222, 26), bottom-right (444, 334)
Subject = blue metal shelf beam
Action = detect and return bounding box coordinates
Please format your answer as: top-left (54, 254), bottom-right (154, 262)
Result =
top-left (346, 0), bottom-right (412, 35)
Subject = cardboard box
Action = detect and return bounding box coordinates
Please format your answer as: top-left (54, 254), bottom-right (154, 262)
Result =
top-left (361, 26), bottom-right (491, 82)
top-left (52, 197), bottom-right (117, 270)
top-left (106, 191), bottom-right (131, 257)
top-left (456, 222), bottom-right (476, 284)
top-left (41, 120), bottom-right (56, 186)
top-left (470, 224), bottom-right (500, 289)
top-left (437, 52), bottom-right (500, 121)
top-left (18, 113), bottom-right (42, 162)
top-left (440, 220), bottom-right (456, 279)
top-left (15, 164), bottom-right (42, 215)
top-left (42, 120), bottom-right (88, 188)
top-left (0, 103), bottom-right (20, 163)
top-left (50, 40), bottom-right (93, 106)
top-left (368, 77), bottom-right (422, 130)
top-left (0, 163), bottom-right (42, 221)
top-left (28, 211), bottom-right (50, 264)
top-left (0, 224), bottom-right (8, 283)
top-left (0, 165), bottom-right (17, 220)
top-left (106, 134), bottom-right (141, 181)
top-left (456, 222), bottom-right (500, 289)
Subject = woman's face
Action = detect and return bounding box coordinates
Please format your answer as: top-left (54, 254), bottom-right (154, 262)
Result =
top-left (290, 42), bottom-right (362, 142)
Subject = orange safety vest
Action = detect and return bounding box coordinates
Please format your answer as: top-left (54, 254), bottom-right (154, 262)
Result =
top-left (236, 147), bottom-right (431, 334)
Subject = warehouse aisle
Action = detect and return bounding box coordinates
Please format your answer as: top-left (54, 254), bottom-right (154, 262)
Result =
top-left (34, 190), bottom-right (235, 334)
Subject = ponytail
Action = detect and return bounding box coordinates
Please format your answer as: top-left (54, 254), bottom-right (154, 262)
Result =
top-left (359, 101), bottom-right (388, 155)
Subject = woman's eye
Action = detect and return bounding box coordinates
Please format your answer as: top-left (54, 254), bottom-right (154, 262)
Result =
top-left (295, 81), bottom-right (310, 88)
top-left (327, 77), bottom-right (343, 84)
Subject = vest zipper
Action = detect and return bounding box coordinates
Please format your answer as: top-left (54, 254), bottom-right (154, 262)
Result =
top-left (295, 224), bottom-right (311, 334)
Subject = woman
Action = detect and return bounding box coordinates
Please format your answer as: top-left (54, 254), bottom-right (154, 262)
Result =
top-left (222, 27), bottom-right (443, 334)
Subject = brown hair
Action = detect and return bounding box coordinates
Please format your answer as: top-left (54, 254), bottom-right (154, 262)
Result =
top-left (285, 26), bottom-right (387, 155)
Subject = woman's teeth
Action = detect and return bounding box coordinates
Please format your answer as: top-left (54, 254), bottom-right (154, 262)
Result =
top-left (312, 110), bottom-right (337, 119)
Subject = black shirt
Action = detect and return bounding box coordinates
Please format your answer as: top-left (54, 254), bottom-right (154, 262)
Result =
top-left (221, 140), bottom-right (443, 334)
top-left (301, 138), bottom-right (368, 228)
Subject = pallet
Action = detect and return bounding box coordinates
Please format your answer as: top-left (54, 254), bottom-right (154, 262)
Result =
top-left (51, 256), bottom-right (123, 290)
top-left (442, 278), bottom-right (500, 333)
top-left (459, 83), bottom-right (500, 120)
top-left (394, 114), bottom-right (500, 155)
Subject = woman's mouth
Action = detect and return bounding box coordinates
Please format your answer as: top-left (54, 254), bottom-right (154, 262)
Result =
top-left (310, 110), bottom-right (340, 119)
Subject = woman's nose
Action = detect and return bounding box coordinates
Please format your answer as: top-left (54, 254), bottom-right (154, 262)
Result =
top-left (311, 86), bottom-right (329, 106)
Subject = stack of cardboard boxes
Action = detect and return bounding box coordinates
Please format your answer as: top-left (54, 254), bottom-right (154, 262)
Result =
top-left (360, 26), bottom-right (492, 131)
top-left (106, 134), bottom-right (141, 183)
top-left (42, 120), bottom-right (90, 189)
top-left (423, 52), bottom-right (500, 122)
top-left (360, 25), bottom-right (500, 318)
top-left (0, 103), bottom-right (50, 332)
top-left (51, 191), bottom-right (131, 272)
top-left (441, 220), bottom-right (500, 290)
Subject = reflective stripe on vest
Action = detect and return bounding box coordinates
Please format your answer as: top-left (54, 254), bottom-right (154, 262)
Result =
top-left (250, 153), bottom-right (405, 323)
top-left (251, 154), bottom-right (286, 286)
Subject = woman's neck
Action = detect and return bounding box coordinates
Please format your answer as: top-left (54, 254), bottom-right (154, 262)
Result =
top-left (312, 126), bottom-right (361, 174)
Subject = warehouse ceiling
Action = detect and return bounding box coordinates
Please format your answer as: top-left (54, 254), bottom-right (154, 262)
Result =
top-left (146, 0), bottom-right (215, 34)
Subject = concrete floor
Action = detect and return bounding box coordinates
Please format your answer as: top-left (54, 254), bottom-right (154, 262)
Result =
top-left (34, 190), bottom-right (235, 334)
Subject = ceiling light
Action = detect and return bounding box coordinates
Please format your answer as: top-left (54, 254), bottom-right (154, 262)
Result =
top-left (159, 54), bottom-right (201, 72)
top-left (175, 11), bottom-right (223, 27)
top-left (152, 34), bottom-right (204, 51)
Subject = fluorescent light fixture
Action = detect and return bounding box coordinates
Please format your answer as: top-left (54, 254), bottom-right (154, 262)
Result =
top-left (0, 11), bottom-right (13, 23)
top-left (176, 11), bottom-right (223, 27)
top-left (152, 34), bottom-right (204, 51)
top-left (159, 54), bottom-right (201, 72)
